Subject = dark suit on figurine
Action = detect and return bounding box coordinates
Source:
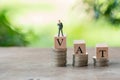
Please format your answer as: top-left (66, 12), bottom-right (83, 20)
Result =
top-left (57, 20), bottom-right (64, 36)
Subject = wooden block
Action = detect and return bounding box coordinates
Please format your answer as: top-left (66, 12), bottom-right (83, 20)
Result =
top-left (74, 40), bottom-right (86, 55)
top-left (54, 35), bottom-right (66, 49)
top-left (96, 43), bottom-right (108, 60)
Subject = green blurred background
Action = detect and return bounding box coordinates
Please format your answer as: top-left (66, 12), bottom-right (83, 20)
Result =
top-left (1, 0), bottom-right (120, 47)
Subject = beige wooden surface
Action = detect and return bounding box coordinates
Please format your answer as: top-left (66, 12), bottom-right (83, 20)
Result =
top-left (54, 35), bottom-right (66, 49)
top-left (74, 40), bottom-right (86, 55)
top-left (0, 47), bottom-right (119, 80)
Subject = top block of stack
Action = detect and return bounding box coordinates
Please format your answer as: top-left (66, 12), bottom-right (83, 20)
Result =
top-left (54, 35), bottom-right (66, 49)
top-left (96, 43), bottom-right (108, 60)
top-left (74, 40), bottom-right (86, 55)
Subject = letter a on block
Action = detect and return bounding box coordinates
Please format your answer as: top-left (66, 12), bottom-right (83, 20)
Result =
top-left (54, 35), bottom-right (66, 49)
top-left (74, 40), bottom-right (86, 55)
top-left (96, 44), bottom-right (108, 60)
top-left (76, 46), bottom-right (83, 54)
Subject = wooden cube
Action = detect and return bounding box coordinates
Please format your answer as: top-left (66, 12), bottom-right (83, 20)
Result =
top-left (74, 40), bottom-right (86, 55)
top-left (96, 43), bottom-right (108, 60)
top-left (54, 35), bottom-right (66, 49)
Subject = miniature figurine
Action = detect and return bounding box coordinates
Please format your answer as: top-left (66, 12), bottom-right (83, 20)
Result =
top-left (57, 20), bottom-right (64, 36)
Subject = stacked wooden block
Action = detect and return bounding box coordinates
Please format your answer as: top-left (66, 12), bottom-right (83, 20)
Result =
top-left (52, 35), bottom-right (67, 67)
top-left (52, 35), bottom-right (109, 67)
top-left (93, 43), bottom-right (109, 66)
top-left (73, 40), bottom-right (88, 67)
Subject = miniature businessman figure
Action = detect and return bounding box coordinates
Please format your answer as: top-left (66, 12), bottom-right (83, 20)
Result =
top-left (57, 20), bottom-right (64, 36)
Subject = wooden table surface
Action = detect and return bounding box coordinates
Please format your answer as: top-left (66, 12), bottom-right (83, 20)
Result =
top-left (0, 47), bottom-right (119, 80)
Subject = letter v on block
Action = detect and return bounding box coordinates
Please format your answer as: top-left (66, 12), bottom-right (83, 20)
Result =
top-left (57, 39), bottom-right (63, 46)
top-left (54, 35), bottom-right (66, 49)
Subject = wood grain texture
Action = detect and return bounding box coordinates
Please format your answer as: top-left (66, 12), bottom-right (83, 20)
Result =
top-left (0, 47), bottom-right (118, 80)
top-left (96, 43), bottom-right (108, 60)
top-left (54, 35), bottom-right (66, 49)
top-left (74, 40), bottom-right (86, 55)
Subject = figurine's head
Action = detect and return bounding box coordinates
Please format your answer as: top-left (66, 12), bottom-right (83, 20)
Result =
top-left (58, 20), bottom-right (61, 23)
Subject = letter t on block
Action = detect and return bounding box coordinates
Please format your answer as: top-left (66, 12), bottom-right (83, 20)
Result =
top-left (74, 40), bottom-right (86, 55)
top-left (96, 43), bottom-right (108, 60)
top-left (54, 35), bottom-right (66, 49)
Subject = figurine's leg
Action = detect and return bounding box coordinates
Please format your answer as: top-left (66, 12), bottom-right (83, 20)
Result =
top-left (61, 29), bottom-right (64, 36)
top-left (58, 29), bottom-right (60, 36)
